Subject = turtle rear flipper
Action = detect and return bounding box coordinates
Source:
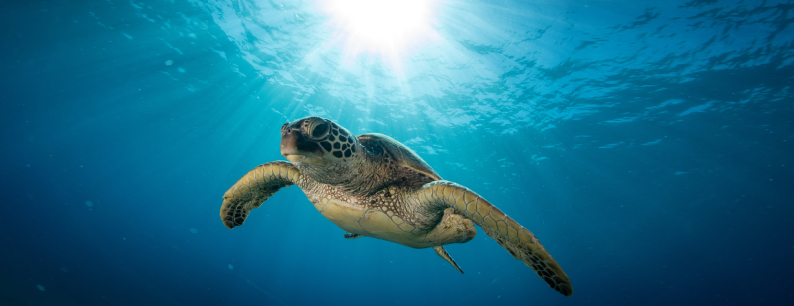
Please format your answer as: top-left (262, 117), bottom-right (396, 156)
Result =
top-left (220, 161), bottom-right (301, 229)
top-left (433, 246), bottom-right (464, 274)
top-left (343, 232), bottom-right (364, 239)
top-left (416, 181), bottom-right (573, 297)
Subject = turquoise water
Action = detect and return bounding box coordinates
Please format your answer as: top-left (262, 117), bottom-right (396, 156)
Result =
top-left (1, 0), bottom-right (793, 305)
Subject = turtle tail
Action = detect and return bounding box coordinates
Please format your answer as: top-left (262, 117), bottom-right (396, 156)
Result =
top-left (417, 180), bottom-right (573, 297)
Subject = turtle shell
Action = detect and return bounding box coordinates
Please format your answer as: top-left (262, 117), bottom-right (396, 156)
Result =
top-left (358, 133), bottom-right (442, 182)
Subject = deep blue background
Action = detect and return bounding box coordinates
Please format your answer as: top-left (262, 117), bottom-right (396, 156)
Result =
top-left (1, 0), bottom-right (793, 305)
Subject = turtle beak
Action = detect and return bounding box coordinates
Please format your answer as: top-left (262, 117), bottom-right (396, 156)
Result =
top-left (280, 121), bottom-right (329, 167)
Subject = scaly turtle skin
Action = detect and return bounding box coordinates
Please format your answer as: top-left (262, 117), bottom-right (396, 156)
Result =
top-left (220, 116), bottom-right (573, 296)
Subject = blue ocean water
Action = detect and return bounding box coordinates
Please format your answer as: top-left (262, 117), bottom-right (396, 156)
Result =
top-left (1, 0), bottom-right (793, 305)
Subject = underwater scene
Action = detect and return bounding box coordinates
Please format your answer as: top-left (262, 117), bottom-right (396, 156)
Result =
top-left (1, 0), bottom-right (793, 305)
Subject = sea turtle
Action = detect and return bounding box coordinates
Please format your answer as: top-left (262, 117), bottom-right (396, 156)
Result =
top-left (220, 116), bottom-right (573, 296)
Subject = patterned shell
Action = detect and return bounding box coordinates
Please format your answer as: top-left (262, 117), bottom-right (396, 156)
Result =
top-left (357, 133), bottom-right (442, 182)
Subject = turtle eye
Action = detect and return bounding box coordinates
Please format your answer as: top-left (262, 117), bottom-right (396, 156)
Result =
top-left (306, 120), bottom-right (329, 140)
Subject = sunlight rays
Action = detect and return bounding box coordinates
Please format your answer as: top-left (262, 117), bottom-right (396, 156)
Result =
top-left (316, 0), bottom-right (442, 73)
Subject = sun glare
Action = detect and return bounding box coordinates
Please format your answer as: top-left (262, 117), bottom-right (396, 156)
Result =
top-left (319, 0), bottom-right (440, 70)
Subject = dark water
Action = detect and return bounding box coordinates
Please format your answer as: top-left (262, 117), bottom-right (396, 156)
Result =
top-left (1, 0), bottom-right (793, 305)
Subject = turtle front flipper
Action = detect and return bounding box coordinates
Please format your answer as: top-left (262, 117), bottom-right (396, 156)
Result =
top-left (220, 161), bottom-right (301, 229)
top-left (416, 181), bottom-right (573, 297)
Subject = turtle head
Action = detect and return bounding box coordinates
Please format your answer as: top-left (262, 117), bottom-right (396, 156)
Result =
top-left (280, 116), bottom-right (364, 185)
